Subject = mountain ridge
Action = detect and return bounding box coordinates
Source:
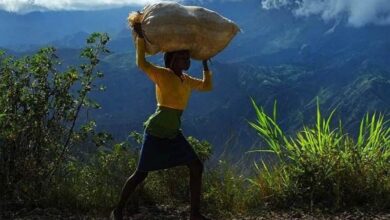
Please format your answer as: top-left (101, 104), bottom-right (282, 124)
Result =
top-left (1, 1), bottom-right (389, 156)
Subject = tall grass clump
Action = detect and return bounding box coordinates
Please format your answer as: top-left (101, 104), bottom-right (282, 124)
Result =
top-left (248, 98), bottom-right (390, 210)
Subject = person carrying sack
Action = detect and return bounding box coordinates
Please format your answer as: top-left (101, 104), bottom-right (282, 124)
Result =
top-left (110, 22), bottom-right (213, 220)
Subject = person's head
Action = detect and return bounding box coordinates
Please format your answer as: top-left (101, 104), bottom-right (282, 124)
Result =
top-left (164, 50), bottom-right (190, 72)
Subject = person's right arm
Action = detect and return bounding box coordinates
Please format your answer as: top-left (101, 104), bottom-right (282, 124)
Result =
top-left (134, 24), bottom-right (164, 85)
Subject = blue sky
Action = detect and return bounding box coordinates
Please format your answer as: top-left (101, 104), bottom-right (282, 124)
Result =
top-left (1, 0), bottom-right (390, 27)
top-left (0, 0), bottom-right (180, 13)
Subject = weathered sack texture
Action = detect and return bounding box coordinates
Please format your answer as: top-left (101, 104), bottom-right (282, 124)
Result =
top-left (128, 2), bottom-right (239, 60)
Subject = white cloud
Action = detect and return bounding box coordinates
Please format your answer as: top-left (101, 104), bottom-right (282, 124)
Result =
top-left (0, 0), bottom-right (181, 13)
top-left (261, 0), bottom-right (390, 27)
top-left (261, 0), bottom-right (291, 10)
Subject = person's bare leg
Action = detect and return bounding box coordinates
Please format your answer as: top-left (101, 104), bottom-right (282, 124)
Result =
top-left (187, 159), bottom-right (209, 220)
top-left (110, 170), bottom-right (148, 220)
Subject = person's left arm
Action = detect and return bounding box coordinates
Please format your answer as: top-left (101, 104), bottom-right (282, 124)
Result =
top-left (187, 60), bottom-right (213, 91)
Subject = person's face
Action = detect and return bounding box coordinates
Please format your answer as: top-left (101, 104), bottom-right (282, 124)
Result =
top-left (172, 51), bottom-right (190, 71)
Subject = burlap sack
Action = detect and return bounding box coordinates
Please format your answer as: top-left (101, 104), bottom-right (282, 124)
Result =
top-left (128, 1), bottom-right (240, 60)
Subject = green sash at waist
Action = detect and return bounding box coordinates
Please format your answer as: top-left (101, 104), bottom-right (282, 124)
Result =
top-left (143, 105), bottom-right (183, 139)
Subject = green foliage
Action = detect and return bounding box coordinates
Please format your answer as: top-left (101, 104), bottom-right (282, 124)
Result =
top-left (188, 136), bottom-right (213, 162)
top-left (0, 33), bottom-right (110, 202)
top-left (48, 141), bottom-right (139, 210)
top-left (202, 160), bottom-right (257, 218)
top-left (0, 33), bottom-right (245, 218)
top-left (48, 133), bottom-right (213, 212)
top-left (2, 30), bottom-right (389, 218)
top-left (248, 98), bottom-right (390, 210)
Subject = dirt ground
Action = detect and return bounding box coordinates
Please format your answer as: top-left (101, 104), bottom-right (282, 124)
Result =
top-left (2, 204), bottom-right (390, 220)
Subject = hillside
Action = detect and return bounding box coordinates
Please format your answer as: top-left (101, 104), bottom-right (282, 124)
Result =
top-left (1, 0), bottom-right (389, 157)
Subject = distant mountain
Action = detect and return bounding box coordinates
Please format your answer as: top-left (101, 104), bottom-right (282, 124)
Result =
top-left (51, 31), bottom-right (90, 49)
top-left (2, 0), bottom-right (390, 157)
top-left (0, 7), bottom-right (137, 50)
top-left (73, 52), bottom-right (390, 157)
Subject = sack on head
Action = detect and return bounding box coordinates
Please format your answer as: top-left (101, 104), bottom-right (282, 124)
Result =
top-left (128, 1), bottom-right (240, 60)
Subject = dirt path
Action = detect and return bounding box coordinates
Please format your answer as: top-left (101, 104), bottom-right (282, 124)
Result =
top-left (3, 204), bottom-right (390, 219)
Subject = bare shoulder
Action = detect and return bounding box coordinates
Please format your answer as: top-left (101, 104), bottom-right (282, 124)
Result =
top-left (182, 72), bottom-right (189, 77)
top-left (182, 72), bottom-right (193, 77)
top-left (182, 72), bottom-right (199, 80)
top-left (160, 66), bottom-right (172, 73)
top-left (149, 66), bottom-right (172, 81)
top-left (147, 65), bottom-right (171, 74)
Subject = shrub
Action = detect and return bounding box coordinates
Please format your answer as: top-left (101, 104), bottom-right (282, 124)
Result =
top-left (0, 33), bottom-right (110, 203)
top-left (48, 141), bottom-right (139, 211)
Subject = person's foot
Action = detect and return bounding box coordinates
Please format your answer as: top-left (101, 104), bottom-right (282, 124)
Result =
top-left (110, 208), bottom-right (123, 220)
top-left (190, 213), bottom-right (211, 220)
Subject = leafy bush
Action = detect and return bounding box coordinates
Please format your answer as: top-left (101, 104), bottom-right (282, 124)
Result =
top-left (248, 98), bottom-right (390, 210)
top-left (0, 33), bottom-right (110, 203)
top-left (48, 141), bottom-right (139, 211)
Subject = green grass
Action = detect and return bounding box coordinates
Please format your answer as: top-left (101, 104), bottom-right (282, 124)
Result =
top-left (247, 98), bottom-right (390, 210)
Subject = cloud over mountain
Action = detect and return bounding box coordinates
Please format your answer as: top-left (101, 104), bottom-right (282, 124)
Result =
top-left (0, 0), bottom-right (180, 13)
top-left (261, 0), bottom-right (390, 27)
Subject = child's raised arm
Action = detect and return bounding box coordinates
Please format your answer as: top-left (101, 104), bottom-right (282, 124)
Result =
top-left (133, 23), bottom-right (165, 85)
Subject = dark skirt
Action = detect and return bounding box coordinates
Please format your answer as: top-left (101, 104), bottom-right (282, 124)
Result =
top-left (136, 129), bottom-right (199, 172)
